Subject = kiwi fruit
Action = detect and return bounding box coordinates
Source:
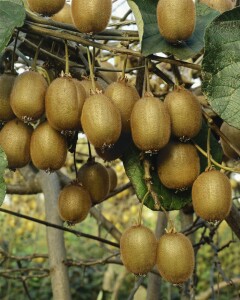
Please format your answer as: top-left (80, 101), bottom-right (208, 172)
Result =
top-left (120, 224), bottom-right (157, 275)
top-left (200, 0), bottom-right (236, 12)
top-left (192, 169), bottom-right (232, 222)
top-left (105, 79), bottom-right (140, 133)
top-left (157, 0), bottom-right (196, 43)
top-left (130, 95), bottom-right (171, 152)
top-left (58, 183), bottom-right (92, 224)
top-left (10, 71), bottom-right (48, 122)
top-left (79, 79), bottom-right (103, 97)
top-left (27, 0), bottom-right (65, 16)
top-left (45, 76), bottom-right (86, 132)
top-left (77, 159), bottom-right (110, 204)
top-left (157, 142), bottom-right (200, 190)
top-left (52, 3), bottom-right (73, 24)
top-left (220, 122), bottom-right (240, 160)
top-left (71, 0), bottom-right (112, 33)
top-left (99, 61), bottom-right (118, 82)
top-left (0, 73), bottom-right (16, 122)
top-left (106, 166), bottom-right (118, 192)
top-left (30, 121), bottom-right (67, 171)
top-left (95, 132), bottom-right (132, 162)
top-left (156, 232), bottom-right (195, 284)
top-left (0, 119), bottom-right (33, 169)
top-left (164, 87), bottom-right (202, 139)
top-left (81, 93), bottom-right (121, 149)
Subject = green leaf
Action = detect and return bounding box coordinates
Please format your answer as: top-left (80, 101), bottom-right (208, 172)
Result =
top-left (0, 0), bottom-right (26, 54)
top-left (122, 121), bottom-right (222, 211)
top-left (127, 1), bottom-right (219, 59)
top-left (0, 147), bottom-right (7, 206)
top-left (202, 7), bottom-right (240, 129)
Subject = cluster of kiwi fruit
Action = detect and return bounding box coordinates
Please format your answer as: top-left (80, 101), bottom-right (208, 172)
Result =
top-left (1, 0), bottom-right (236, 286)
top-left (0, 65), bottom-right (120, 222)
top-left (27, 0), bottom-right (112, 34)
top-left (120, 224), bottom-right (195, 284)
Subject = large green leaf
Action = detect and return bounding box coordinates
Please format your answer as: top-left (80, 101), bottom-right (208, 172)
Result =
top-left (202, 7), bottom-right (240, 129)
top-left (0, 147), bottom-right (7, 206)
top-left (122, 121), bottom-right (222, 211)
top-left (127, 1), bottom-right (219, 59)
top-left (0, 0), bottom-right (26, 54)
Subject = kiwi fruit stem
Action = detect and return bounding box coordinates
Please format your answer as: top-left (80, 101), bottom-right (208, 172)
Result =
top-left (87, 47), bottom-right (96, 92)
top-left (32, 38), bottom-right (44, 71)
top-left (192, 142), bottom-right (240, 172)
top-left (206, 127), bottom-right (212, 171)
top-left (121, 54), bottom-right (128, 79)
top-left (87, 141), bottom-right (93, 160)
top-left (144, 59), bottom-right (151, 94)
top-left (137, 191), bottom-right (149, 226)
top-left (64, 40), bottom-right (70, 75)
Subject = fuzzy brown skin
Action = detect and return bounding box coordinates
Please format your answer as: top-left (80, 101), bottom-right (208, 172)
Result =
top-left (200, 0), bottom-right (236, 12)
top-left (45, 77), bottom-right (85, 131)
top-left (81, 94), bottom-right (121, 148)
top-left (0, 119), bottom-right (33, 169)
top-left (157, 142), bottom-right (200, 190)
top-left (27, 0), bottom-right (65, 16)
top-left (79, 79), bottom-right (104, 97)
top-left (120, 225), bottom-right (157, 275)
top-left (52, 3), bottom-right (73, 24)
top-left (164, 88), bottom-right (202, 139)
top-left (220, 122), bottom-right (240, 160)
top-left (157, 232), bottom-right (195, 284)
top-left (157, 0), bottom-right (196, 43)
top-left (71, 0), bottom-right (112, 33)
top-left (0, 73), bottom-right (16, 121)
top-left (10, 71), bottom-right (47, 122)
top-left (106, 166), bottom-right (118, 192)
top-left (30, 121), bottom-right (67, 171)
top-left (105, 81), bottom-right (140, 133)
top-left (192, 170), bottom-right (232, 222)
top-left (58, 184), bottom-right (92, 224)
top-left (130, 96), bottom-right (171, 152)
top-left (77, 161), bottom-right (110, 204)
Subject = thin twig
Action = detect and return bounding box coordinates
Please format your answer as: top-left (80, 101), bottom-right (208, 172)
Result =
top-left (0, 207), bottom-right (119, 248)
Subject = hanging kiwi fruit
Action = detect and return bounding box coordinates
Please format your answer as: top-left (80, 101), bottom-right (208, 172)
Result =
top-left (77, 158), bottom-right (110, 204)
top-left (81, 93), bottom-right (122, 149)
top-left (105, 79), bottom-right (140, 133)
top-left (71, 0), bottom-right (112, 33)
top-left (120, 224), bottom-right (157, 275)
top-left (0, 73), bottom-right (16, 122)
top-left (164, 87), bottom-right (202, 139)
top-left (157, 141), bottom-right (200, 190)
top-left (27, 0), bottom-right (65, 16)
top-left (130, 95), bottom-right (171, 152)
top-left (0, 119), bottom-right (33, 169)
top-left (58, 183), bottom-right (92, 225)
top-left (192, 169), bottom-right (232, 222)
top-left (10, 70), bottom-right (48, 123)
top-left (45, 76), bottom-right (86, 132)
top-left (156, 231), bottom-right (195, 284)
top-left (30, 121), bottom-right (68, 172)
top-left (156, 0), bottom-right (196, 43)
